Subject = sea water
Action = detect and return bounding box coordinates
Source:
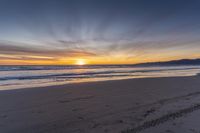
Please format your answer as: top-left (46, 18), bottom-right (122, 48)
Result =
top-left (0, 65), bottom-right (200, 90)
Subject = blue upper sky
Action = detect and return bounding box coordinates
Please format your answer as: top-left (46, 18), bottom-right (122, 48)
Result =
top-left (0, 0), bottom-right (200, 64)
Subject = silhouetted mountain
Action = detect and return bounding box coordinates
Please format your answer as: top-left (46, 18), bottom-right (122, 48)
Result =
top-left (134, 59), bottom-right (200, 66)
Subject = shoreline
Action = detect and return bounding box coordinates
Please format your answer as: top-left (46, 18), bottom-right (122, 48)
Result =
top-left (0, 75), bottom-right (196, 92)
top-left (1, 64), bottom-right (200, 91)
top-left (1, 75), bottom-right (200, 133)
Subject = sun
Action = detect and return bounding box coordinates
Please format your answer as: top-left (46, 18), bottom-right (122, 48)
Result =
top-left (75, 59), bottom-right (86, 65)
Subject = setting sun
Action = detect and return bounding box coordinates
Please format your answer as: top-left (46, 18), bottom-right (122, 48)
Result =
top-left (75, 59), bottom-right (86, 65)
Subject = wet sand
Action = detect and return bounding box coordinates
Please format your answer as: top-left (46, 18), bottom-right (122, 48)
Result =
top-left (1, 76), bottom-right (200, 133)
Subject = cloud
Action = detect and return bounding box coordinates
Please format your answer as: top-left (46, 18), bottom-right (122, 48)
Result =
top-left (0, 0), bottom-right (200, 64)
top-left (0, 40), bottom-right (97, 59)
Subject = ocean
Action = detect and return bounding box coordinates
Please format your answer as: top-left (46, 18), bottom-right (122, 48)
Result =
top-left (0, 65), bottom-right (200, 90)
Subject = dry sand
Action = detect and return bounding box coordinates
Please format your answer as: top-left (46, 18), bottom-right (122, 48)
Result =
top-left (1, 76), bottom-right (200, 133)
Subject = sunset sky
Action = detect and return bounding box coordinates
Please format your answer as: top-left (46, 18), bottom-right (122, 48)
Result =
top-left (0, 0), bottom-right (200, 65)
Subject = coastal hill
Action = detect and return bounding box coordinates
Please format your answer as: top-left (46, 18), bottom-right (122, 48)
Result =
top-left (134, 59), bottom-right (200, 66)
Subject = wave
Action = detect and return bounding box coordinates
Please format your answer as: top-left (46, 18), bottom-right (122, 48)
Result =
top-left (0, 65), bottom-right (137, 71)
top-left (0, 66), bottom-right (199, 81)
top-left (0, 65), bottom-right (200, 90)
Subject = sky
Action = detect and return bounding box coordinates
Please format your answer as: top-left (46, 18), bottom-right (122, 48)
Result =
top-left (0, 0), bottom-right (200, 65)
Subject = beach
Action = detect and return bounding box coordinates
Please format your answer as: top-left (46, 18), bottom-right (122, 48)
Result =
top-left (1, 0), bottom-right (200, 132)
top-left (1, 75), bottom-right (200, 133)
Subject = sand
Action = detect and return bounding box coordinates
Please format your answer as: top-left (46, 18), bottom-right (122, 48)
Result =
top-left (1, 76), bottom-right (200, 133)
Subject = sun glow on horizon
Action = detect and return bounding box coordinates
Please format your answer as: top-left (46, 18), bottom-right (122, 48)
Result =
top-left (75, 59), bottom-right (87, 65)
